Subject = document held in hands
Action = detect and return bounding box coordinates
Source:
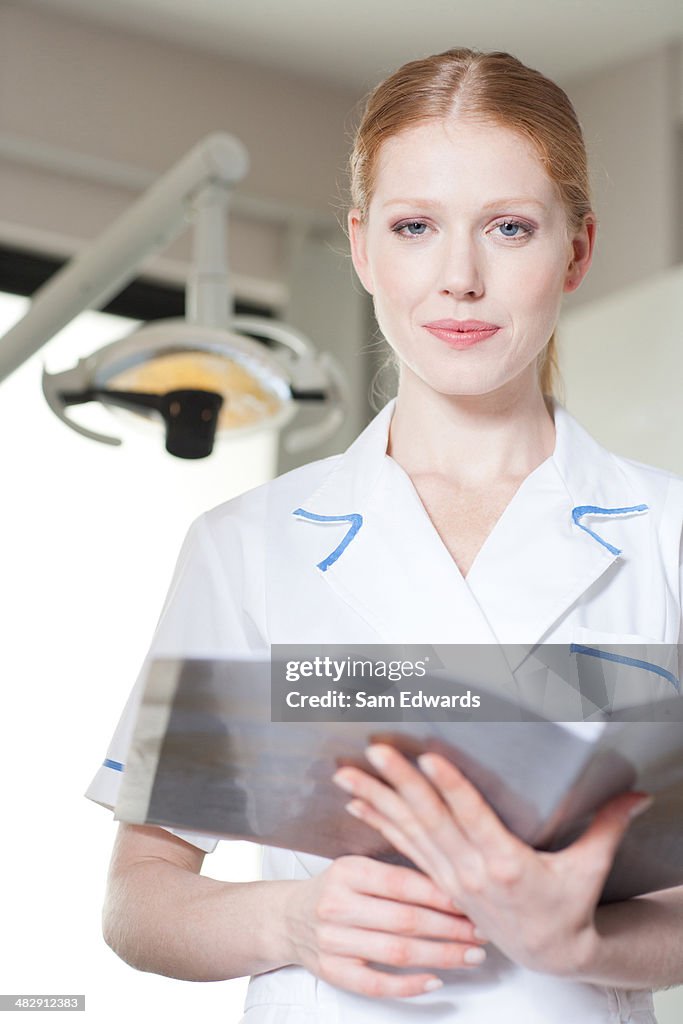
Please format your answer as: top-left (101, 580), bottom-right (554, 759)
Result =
top-left (114, 648), bottom-right (683, 903)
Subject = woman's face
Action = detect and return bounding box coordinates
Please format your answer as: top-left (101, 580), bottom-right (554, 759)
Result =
top-left (349, 118), bottom-right (594, 399)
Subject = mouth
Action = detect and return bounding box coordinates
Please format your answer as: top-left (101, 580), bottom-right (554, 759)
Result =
top-left (422, 319), bottom-right (501, 348)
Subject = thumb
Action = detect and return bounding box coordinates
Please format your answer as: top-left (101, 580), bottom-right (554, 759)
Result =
top-left (567, 792), bottom-right (653, 882)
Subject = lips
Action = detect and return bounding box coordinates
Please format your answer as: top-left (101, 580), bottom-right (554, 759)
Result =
top-left (423, 319), bottom-right (501, 348)
top-left (424, 319), bottom-right (499, 332)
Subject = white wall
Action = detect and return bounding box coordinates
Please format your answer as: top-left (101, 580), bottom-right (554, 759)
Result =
top-left (0, 4), bottom-right (357, 264)
top-left (565, 45), bottom-right (681, 307)
top-left (559, 264), bottom-right (683, 474)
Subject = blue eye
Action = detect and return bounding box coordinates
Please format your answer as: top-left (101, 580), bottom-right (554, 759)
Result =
top-left (494, 219), bottom-right (533, 240)
top-left (394, 221), bottom-right (428, 237)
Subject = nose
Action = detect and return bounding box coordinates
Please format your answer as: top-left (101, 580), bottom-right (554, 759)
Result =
top-left (438, 233), bottom-right (484, 299)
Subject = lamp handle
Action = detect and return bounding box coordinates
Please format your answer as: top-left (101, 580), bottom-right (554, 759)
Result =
top-left (230, 315), bottom-right (346, 451)
top-left (41, 360), bottom-right (123, 446)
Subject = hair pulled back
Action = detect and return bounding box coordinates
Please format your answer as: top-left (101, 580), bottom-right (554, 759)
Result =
top-left (350, 48), bottom-right (593, 397)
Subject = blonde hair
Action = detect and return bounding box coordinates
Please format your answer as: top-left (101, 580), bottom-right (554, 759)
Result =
top-left (350, 48), bottom-right (593, 398)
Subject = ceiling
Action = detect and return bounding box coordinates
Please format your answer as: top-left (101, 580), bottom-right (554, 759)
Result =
top-left (26, 0), bottom-right (683, 93)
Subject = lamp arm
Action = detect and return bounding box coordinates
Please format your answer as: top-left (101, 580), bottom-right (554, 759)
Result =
top-left (186, 182), bottom-right (232, 329)
top-left (0, 132), bottom-right (249, 384)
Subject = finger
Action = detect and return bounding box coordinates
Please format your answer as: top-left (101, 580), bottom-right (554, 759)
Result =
top-left (337, 855), bottom-right (462, 914)
top-left (321, 955), bottom-right (444, 999)
top-left (335, 760), bottom-right (444, 838)
top-left (365, 746), bottom-right (460, 834)
top-left (320, 924), bottom-right (487, 972)
top-left (328, 889), bottom-right (484, 943)
top-left (335, 759), bottom-right (465, 882)
top-left (564, 792), bottom-right (653, 889)
top-left (346, 799), bottom-right (433, 876)
top-left (417, 752), bottom-right (518, 853)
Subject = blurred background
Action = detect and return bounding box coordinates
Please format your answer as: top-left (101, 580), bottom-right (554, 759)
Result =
top-left (0, 1), bottom-right (681, 1020)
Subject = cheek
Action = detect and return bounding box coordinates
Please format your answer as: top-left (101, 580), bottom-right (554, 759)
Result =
top-left (500, 251), bottom-right (567, 323)
top-left (370, 248), bottom-right (433, 311)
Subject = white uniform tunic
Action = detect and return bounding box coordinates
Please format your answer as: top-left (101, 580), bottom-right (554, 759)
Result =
top-left (87, 398), bottom-right (683, 1024)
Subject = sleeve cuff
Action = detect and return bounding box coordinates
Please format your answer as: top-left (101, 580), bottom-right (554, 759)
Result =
top-left (85, 760), bottom-right (220, 854)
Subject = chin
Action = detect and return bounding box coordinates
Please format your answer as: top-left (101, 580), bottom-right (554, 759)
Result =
top-left (399, 346), bottom-right (544, 400)
top-left (407, 364), bottom-right (511, 398)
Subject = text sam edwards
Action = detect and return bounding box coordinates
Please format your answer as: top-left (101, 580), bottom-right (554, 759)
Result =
top-left (285, 690), bottom-right (481, 709)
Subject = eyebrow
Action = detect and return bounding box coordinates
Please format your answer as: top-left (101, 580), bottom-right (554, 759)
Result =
top-left (381, 197), bottom-right (548, 211)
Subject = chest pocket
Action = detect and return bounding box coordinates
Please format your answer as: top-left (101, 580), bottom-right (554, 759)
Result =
top-left (513, 631), bottom-right (680, 720)
top-left (569, 627), bottom-right (680, 715)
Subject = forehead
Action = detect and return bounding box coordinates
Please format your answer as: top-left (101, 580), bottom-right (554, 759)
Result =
top-left (370, 118), bottom-right (558, 209)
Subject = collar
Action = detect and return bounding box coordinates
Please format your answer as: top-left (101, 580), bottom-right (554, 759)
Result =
top-left (291, 398), bottom-right (649, 656)
top-left (296, 397), bottom-right (647, 523)
top-left (294, 399), bottom-right (395, 518)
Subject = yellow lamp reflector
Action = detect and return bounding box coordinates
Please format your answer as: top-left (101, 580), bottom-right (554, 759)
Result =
top-left (109, 351), bottom-right (284, 430)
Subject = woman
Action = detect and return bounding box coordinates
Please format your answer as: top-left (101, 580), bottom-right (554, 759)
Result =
top-left (89, 48), bottom-right (683, 1023)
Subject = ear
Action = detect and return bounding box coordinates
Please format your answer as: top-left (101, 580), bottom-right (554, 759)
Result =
top-left (564, 214), bottom-right (596, 293)
top-left (348, 208), bottom-right (374, 294)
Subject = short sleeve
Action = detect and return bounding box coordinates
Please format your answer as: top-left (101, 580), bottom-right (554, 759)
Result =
top-left (85, 512), bottom-right (256, 854)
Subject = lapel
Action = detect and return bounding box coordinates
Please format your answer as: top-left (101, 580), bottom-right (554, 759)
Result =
top-left (292, 400), bottom-right (500, 647)
top-left (465, 403), bottom-right (649, 668)
top-left (291, 400), bottom-right (649, 672)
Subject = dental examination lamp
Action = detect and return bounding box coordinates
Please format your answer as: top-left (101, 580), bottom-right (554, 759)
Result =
top-left (0, 133), bottom-right (345, 458)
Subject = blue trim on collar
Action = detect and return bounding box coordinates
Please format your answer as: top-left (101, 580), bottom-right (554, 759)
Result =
top-left (571, 504), bottom-right (649, 555)
top-left (570, 643), bottom-right (680, 693)
top-left (292, 508), bottom-right (363, 572)
top-left (104, 758), bottom-right (124, 772)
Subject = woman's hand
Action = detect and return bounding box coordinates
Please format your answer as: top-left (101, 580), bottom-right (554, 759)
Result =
top-left (332, 746), bottom-right (652, 977)
top-left (282, 854), bottom-right (488, 999)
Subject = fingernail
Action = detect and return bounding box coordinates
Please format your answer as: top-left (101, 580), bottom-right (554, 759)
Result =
top-left (628, 795), bottom-right (653, 820)
top-left (472, 927), bottom-right (488, 942)
top-left (366, 746), bottom-right (386, 770)
top-left (332, 771), bottom-right (355, 793)
top-left (423, 978), bottom-right (443, 991)
top-left (417, 754), bottom-right (437, 777)
top-left (345, 800), bottom-right (364, 819)
top-left (464, 947), bottom-right (487, 965)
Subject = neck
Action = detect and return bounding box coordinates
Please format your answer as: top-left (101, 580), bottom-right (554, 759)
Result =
top-left (387, 367), bottom-right (556, 489)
